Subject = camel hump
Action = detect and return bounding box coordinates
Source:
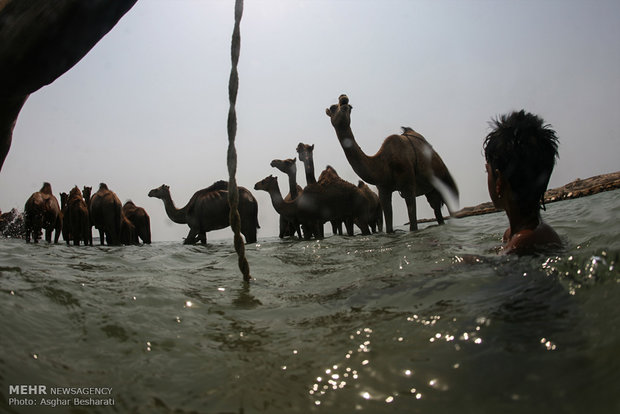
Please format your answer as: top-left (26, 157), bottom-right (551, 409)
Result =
top-left (40, 182), bottom-right (53, 194)
top-left (99, 183), bottom-right (109, 191)
top-left (207, 180), bottom-right (229, 192)
top-left (69, 186), bottom-right (82, 198)
top-left (401, 126), bottom-right (428, 143)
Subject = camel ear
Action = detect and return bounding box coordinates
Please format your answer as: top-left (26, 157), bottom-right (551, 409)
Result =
top-left (293, 157), bottom-right (296, 162)
top-left (325, 107), bottom-right (331, 117)
top-left (310, 144), bottom-right (314, 150)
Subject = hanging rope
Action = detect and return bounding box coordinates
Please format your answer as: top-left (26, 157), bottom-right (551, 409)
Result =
top-left (226, 0), bottom-right (251, 282)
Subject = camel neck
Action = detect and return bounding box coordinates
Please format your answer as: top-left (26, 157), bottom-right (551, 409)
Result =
top-left (267, 187), bottom-right (295, 217)
top-left (335, 126), bottom-right (377, 184)
top-left (162, 193), bottom-right (188, 224)
top-left (301, 158), bottom-right (316, 186)
top-left (287, 171), bottom-right (299, 198)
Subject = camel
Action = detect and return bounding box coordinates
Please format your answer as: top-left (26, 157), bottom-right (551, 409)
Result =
top-left (89, 183), bottom-right (122, 245)
top-left (296, 143), bottom-right (317, 185)
top-left (23, 182), bottom-right (62, 243)
top-left (121, 200), bottom-right (151, 244)
top-left (64, 186), bottom-right (91, 246)
top-left (148, 181), bottom-right (259, 245)
top-left (357, 181), bottom-right (383, 233)
top-left (297, 142), bottom-right (374, 236)
top-left (82, 186), bottom-right (93, 245)
top-left (0, 0), bottom-right (138, 171)
top-left (326, 94), bottom-right (459, 232)
top-left (120, 213), bottom-right (137, 245)
top-left (270, 158), bottom-right (303, 238)
top-left (60, 192), bottom-right (70, 242)
top-left (254, 173), bottom-right (370, 238)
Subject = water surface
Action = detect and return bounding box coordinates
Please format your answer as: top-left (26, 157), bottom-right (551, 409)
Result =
top-left (1, 190), bottom-right (619, 413)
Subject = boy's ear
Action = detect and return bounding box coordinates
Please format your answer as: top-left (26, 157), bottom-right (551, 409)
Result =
top-left (495, 169), bottom-right (503, 197)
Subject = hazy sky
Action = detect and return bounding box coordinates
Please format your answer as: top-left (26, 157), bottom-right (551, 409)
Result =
top-left (1, 0), bottom-right (619, 242)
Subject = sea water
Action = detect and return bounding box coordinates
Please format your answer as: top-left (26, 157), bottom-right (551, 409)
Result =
top-left (1, 190), bottom-right (618, 413)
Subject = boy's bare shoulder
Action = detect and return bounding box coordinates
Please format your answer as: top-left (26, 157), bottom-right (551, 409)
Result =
top-left (504, 222), bottom-right (561, 254)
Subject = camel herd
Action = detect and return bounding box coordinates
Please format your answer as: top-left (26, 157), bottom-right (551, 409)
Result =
top-left (23, 182), bottom-right (150, 246)
top-left (20, 95), bottom-right (459, 246)
top-left (252, 94), bottom-right (459, 240)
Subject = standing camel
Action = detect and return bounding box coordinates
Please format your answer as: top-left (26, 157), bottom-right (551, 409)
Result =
top-left (24, 182), bottom-right (62, 243)
top-left (270, 158), bottom-right (303, 238)
top-left (82, 186), bottom-right (93, 245)
top-left (148, 181), bottom-right (259, 245)
top-left (326, 94), bottom-right (459, 232)
top-left (89, 183), bottom-right (122, 245)
top-left (65, 186), bottom-right (90, 246)
top-left (121, 201), bottom-right (151, 244)
top-left (254, 173), bottom-right (370, 238)
top-left (356, 181), bottom-right (383, 233)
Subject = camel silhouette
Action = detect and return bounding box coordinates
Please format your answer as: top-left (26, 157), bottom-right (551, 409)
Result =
top-left (148, 181), bottom-right (259, 245)
top-left (24, 182), bottom-right (62, 243)
top-left (270, 158), bottom-right (303, 239)
top-left (90, 183), bottom-right (122, 245)
top-left (326, 94), bottom-right (459, 232)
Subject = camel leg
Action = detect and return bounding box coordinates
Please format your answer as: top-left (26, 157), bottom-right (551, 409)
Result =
top-left (378, 187), bottom-right (394, 233)
top-left (402, 190), bottom-right (418, 231)
top-left (344, 219), bottom-right (354, 236)
top-left (184, 229), bottom-right (195, 244)
top-left (425, 191), bottom-right (445, 225)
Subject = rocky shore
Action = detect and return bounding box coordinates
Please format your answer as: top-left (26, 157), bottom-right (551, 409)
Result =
top-left (451, 171), bottom-right (620, 220)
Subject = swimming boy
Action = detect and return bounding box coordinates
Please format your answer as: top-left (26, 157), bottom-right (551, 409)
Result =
top-left (483, 110), bottom-right (562, 254)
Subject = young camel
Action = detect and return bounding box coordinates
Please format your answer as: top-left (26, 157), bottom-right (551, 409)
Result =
top-left (326, 94), bottom-right (459, 232)
top-left (270, 158), bottom-right (303, 239)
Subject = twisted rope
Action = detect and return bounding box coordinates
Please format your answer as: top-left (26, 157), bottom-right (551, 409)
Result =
top-left (226, 0), bottom-right (251, 282)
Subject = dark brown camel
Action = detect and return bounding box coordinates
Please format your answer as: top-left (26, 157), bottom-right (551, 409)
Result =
top-left (270, 158), bottom-right (303, 238)
top-left (120, 213), bottom-right (137, 245)
top-left (297, 143), bottom-right (368, 236)
top-left (60, 192), bottom-right (70, 242)
top-left (326, 94), bottom-right (459, 232)
top-left (64, 186), bottom-right (91, 246)
top-left (82, 186), bottom-right (93, 245)
top-left (0, 0), bottom-right (138, 172)
top-left (148, 181), bottom-right (259, 245)
top-left (89, 183), bottom-right (122, 245)
top-left (254, 173), bottom-right (370, 238)
top-left (357, 181), bottom-right (383, 233)
top-left (23, 182), bottom-right (62, 243)
top-left (121, 200), bottom-right (151, 244)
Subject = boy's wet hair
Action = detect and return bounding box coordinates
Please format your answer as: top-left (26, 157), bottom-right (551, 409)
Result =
top-left (483, 110), bottom-right (559, 211)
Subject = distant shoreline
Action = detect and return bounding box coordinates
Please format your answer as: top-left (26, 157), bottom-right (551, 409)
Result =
top-left (435, 171), bottom-right (620, 222)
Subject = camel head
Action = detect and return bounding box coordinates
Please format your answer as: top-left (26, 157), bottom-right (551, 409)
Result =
top-left (296, 143), bottom-right (314, 164)
top-left (270, 158), bottom-right (297, 175)
top-left (325, 94), bottom-right (352, 129)
top-left (254, 175), bottom-right (278, 192)
top-left (148, 184), bottom-right (170, 200)
top-left (60, 192), bottom-right (68, 209)
top-left (82, 186), bottom-right (92, 201)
